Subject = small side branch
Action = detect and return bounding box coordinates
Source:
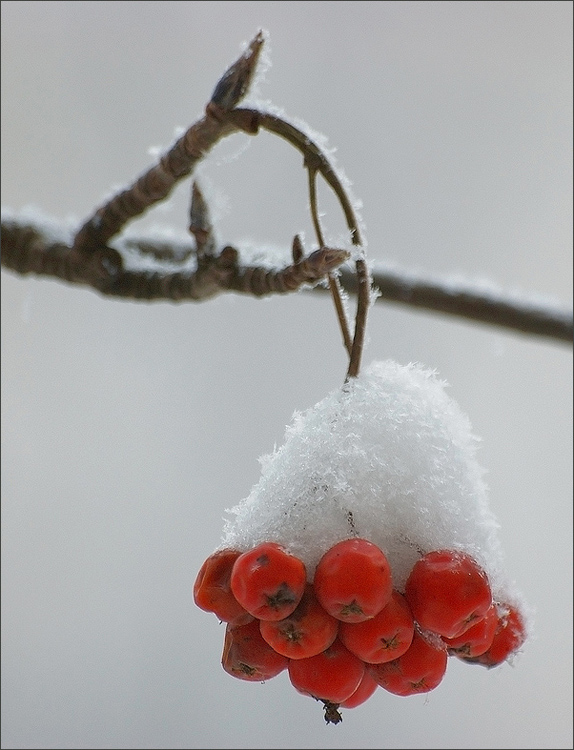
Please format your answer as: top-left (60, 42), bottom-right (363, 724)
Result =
top-left (71, 32), bottom-right (265, 253)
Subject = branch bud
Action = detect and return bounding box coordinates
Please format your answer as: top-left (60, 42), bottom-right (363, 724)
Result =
top-left (210, 30), bottom-right (265, 110)
top-left (189, 181), bottom-right (215, 255)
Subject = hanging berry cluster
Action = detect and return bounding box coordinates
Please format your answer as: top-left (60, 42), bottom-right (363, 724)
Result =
top-left (195, 538), bottom-right (525, 723)
top-left (185, 33), bottom-right (528, 726)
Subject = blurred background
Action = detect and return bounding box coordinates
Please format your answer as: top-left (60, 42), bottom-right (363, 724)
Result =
top-left (1, 2), bottom-right (572, 748)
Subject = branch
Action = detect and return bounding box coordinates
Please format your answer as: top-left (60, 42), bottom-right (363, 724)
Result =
top-left (2, 30), bottom-right (571, 348)
top-left (2, 215), bottom-right (571, 345)
top-left (0, 215), bottom-right (349, 300)
top-left (71, 32), bottom-right (265, 255)
top-left (335, 263), bottom-right (573, 344)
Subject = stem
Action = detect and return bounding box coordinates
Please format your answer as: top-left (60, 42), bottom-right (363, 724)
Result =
top-left (231, 109), bottom-right (372, 377)
top-left (307, 166), bottom-right (353, 356)
top-left (346, 258), bottom-right (371, 380)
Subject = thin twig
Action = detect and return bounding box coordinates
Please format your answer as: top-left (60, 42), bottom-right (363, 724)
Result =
top-left (0, 217), bottom-right (348, 300)
top-left (230, 109), bottom-right (363, 247)
top-left (71, 32), bottom-right (265, 254)
top-left (345, 258), bottom-right (371, 380)
top-left (307, 166), bottom-right (353, 355)
top-left (229, 108), bottom-right (371, 375)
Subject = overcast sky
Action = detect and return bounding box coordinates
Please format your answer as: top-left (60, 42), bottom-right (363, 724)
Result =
top-left (2, 2), bottom-right (572, 748)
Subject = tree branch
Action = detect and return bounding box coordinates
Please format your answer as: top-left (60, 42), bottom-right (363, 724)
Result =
top-left (2, 30), bottom-right (571, 348)
top-left (335, 263), bottom-right (573, 344)
top-left (2, 215), bottom-right (571, 344)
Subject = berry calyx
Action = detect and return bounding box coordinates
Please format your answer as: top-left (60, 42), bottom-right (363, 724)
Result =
top-left (339, 589), bottom-right (415, 663)
top-left (313, 538), bottom-right (393, 623)
top-left (230, 542), bottom-right (307, 621)
top-left (404, 549), bottom-right (492, 639)
top-left (259, 583), bottom-right (339, 659)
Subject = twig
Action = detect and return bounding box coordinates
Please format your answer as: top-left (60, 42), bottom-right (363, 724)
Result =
top-left (345, 258), bottom-right (371, 379)
top-left (0, 217), bottom-right (348, 300)
top-left (2, 30), bottom-right (571, 348)
top-left (307, 166), bottom-right (353, 356)
top-left (3, 216), bottom-right (570, 345)
top-left (229, 108), bottom-right (372, 376)
top-left (335, 263), bottom-right (573, 344)
top-left (71, 32), bottom-right (265, 255)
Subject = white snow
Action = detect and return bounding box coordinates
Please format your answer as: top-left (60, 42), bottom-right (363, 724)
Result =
top-left (220, 359), bottom-right (523, 606)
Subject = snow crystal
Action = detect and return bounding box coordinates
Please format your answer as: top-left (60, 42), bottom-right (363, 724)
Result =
top-left (221, 359), bottom-right (521, 604)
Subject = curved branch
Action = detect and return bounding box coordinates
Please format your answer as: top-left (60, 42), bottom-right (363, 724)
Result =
top-left (230, 109), bottom-right (363, 247)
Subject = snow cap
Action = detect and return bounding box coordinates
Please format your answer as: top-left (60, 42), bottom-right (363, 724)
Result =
top-left (221, 359), bottom-right (517, 602)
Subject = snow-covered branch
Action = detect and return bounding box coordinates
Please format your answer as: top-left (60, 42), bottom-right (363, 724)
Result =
top-left (1, 213), bottom-right (571, 345)
top-left (1, 30), bottom-right (571, 347)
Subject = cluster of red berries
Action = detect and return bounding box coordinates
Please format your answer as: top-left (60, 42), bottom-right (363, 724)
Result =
top-left (194, 539), bottom-right (526, 723)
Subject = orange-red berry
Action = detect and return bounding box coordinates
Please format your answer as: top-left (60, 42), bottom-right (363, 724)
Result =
top-left (221, 618), bottom-right (288, 682)
top-left (230, 542), bottom-right (307, 621)
top-left (368, 629), bottom-right (448, 696)
top-left (339, 589), bottom-right (415, 663)
top-left (443, 603), bottom-right (498, 658)
top-left (313, 538), bottom-right (393, 623)
top-left (288, 638), bottom-right (365, 704)
top-left (259, 583), bottom-right (339, 659)
top-left (193, 548), bottom-right (252, 624)
top-left (404, 549), bottom-right (492, 639)
top-left (339, 670), bottom-right (379, 709)
top-left (464, 603), bottom-right (526, 668)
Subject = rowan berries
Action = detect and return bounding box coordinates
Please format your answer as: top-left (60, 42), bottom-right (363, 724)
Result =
top-left (230, 542), bottom-right (307, 621)
top-left (221, 618), bottom-right (288, 682)
top-left (288, 638), bottom-right (365, 704)
top-left (368, 629), bottom-right (448, 696)
top-left (313, 538), bottom-right (393, 623)
top-left (259, 583), bottom-right (339, 659)
top-left (404, 549), bottom-right (492, 639)
top-left (339, 589), bottom-right (414, 663)
top-left (193, 548), bottom-right (252, 624)
top-left (194, 537), bottom-right (525, 720)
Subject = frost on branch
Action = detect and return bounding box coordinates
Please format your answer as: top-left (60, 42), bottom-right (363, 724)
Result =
top-left (221, 359), bottom-right (523, 607)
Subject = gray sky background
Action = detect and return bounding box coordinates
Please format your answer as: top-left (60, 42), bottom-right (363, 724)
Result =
top-left (2, 2), bottom-right (572, 748)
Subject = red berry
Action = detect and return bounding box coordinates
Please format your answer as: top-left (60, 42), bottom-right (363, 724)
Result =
top-left (193, 548), bottom-right (252, 624)
top-left (339, 590), bottom-right (415, 663)
top-left (259, 583), bottom-right (339, 659)
top-left (404, 549), bottom-right (492, 639)
top-left (313, 538), bottom-right (393, 623)
top-left (443, 603), bottom-right (498, 658)
top-left (221, 619), bottom-right (288, 682)
top-left (339, 670), bottom-right (379, 709)
top-left (368, 629), bottom-right (448, 696)
top-left (288, 638), bottom-right (365, 704)
top-left (230, 542), bottom-right (307, 621)
top-left (464, 603), bottom-right (526, 668)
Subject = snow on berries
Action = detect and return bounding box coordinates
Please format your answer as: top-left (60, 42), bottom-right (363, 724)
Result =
top-left (194, 359), bottom-right (528, 723)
